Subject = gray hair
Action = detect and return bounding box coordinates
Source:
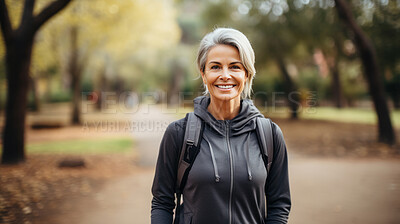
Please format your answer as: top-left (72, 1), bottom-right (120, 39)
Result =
top-left (196, 28), bottom-right (256, 99)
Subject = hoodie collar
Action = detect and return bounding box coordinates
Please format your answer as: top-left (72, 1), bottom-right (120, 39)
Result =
top-left (193, 96), bottom-right (263, 136)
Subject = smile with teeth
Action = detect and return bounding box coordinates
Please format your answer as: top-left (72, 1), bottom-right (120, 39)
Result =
top-left (216, 85), bottom-right (236, 89)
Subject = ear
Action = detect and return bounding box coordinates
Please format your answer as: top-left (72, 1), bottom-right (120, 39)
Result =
top-left (201, 70), bottom-right (206, 84)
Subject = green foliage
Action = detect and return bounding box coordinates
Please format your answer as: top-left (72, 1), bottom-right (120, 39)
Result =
top-left (2, 0), bottom-right (182, 105)
top-left (361, 1), bottom-right (400, 107)
top-left (297, 68), bottom-right (330, 103)
top-left (48, 91), bottom-right (72, 103)
top-left (301, 107), bottom-right (400, 128)
top-left (201, 0), bottom-right (236, 29)
top-left (297, 69), bottom-right (320, 92)
top-left (81, 77), bottom-right (93, 93)
top-left (340, 61), bottom-right (369, 105)
top-left (253, 67), bottom-right (283, 91)
top-left (264, 106), bottom-right (400, 128)
top-left (194, 0), bottom-right (399, 109)
top-left (252, 66), bottom-right (285, 108)
top-left (3, 0), bottom-right (398, 108)
top-left (178, 17), bottom-right (203, 44)
top-left (27, 92), bottom-right (38, 111)
top-left (24, 138), bottom-right (133, 154)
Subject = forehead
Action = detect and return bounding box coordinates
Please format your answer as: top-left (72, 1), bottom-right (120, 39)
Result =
top-left (207, 44), bottom-right (241, 62)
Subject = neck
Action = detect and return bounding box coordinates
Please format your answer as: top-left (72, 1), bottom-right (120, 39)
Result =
top-left (207, 96), bottom-right (241, 120)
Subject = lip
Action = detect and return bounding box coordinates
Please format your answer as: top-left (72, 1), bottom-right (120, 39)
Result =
top-left (215, 84), bottom-right (237, 91)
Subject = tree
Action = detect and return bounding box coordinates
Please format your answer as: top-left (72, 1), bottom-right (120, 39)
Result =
top-left (68, 25), bottom-right (83, 124)
top-left (334, 0), bottom-right (395, 144)
top-left (297, 6), bottom-right (347, 108)
top-left (364, 1), bottom-right (400, 109)
top-left (0, 0), bottom-right (72, 164)
top-left (37, 0), bottom-right (181, 122)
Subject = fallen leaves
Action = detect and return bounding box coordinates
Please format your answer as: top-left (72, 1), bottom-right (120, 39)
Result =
top-left (0, 153), bottom-right (138, 224)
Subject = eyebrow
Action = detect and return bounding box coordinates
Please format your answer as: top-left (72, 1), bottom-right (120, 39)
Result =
top-left (208, 61), bottom-right (243, 65)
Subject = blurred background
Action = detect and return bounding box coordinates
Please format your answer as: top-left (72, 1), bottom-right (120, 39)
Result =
top-left (0, 0), bottom-right (399, 223)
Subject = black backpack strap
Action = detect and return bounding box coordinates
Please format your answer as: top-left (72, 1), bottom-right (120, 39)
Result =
top-left (174, 112), bottom-right (204, 224)
top-left (256, 117), bottom-right (274, 173)
top-left (176, 112), bottom-right (203, 189)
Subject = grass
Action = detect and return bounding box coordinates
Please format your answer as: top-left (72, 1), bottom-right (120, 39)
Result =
top-left (25, 137), bottom-right (134, 154)
top-left (263, 106), bottom-right (400, 128)
top-left (176, 105), bottom-right (400, 127)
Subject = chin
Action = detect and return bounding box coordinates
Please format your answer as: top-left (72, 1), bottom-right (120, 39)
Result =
top-left (213, 93), bottom-right (240, 102)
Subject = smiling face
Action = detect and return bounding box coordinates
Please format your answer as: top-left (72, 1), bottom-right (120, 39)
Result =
top-left (201, 44), bottom-right (247, 104)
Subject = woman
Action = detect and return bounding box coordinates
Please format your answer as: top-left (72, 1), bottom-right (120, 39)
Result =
top-left (151, 28), bottom-right (291, 224)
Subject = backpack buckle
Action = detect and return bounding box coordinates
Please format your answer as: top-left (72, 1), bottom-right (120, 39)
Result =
top-left (186, 139), bottom-right (194, 146)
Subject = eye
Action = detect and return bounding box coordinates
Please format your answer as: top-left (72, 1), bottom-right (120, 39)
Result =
top-left (230, 65), bottom-right (241, 69)
top-left (210, 65), bottom-right (220, 70)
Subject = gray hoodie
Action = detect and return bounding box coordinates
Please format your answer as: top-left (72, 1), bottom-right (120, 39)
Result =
top-left (151, 96), bottom-right (291, 224)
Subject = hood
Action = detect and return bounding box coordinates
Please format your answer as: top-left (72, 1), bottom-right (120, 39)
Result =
top-left (193, 96), bottom-right (264, 136)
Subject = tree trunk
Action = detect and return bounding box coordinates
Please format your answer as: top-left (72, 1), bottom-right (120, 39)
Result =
top-left (69, 26), bottom-right (81, 125)
top-left (1, 36), bottom-right (33, 164)
top-left (71, 71), bottom-right (81, 125)
top-left (322, 46), bottom-right (344, 108)
top-left (0, 0), bottom-right (72, 164)
top-left (334, 0), bottom-right (395, 144)
top-left (275, 56), bottom-right (299, 119)
top-left (168, 61), bottom-right (184, 106)
top-left (386, 67), bottom-right (400, 109)
top-left (29, 75), bottom-right (40, 111)
top-left (95, 69), bottom-right (107, 111)
top-left (329, 57), bottom-right (343, 108)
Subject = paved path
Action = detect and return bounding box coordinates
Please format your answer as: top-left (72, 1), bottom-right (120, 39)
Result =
top-left (288, 154), bottom-right (400, 224)
top-left (56, 105), bottom-right (400, 224)
top-left (77, 105), bottom-right (177, 224)
top-left (129, 105), bottom-right (178, 167)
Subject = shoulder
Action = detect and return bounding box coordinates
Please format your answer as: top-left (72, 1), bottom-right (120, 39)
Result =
top-left (159, 117), bottom-right (187, 156)
top-left (165, 117), bottom-right (187, 134)
top-left (258, 117), bottom-right (284, 137)
top-left (163, 116), bottom-right (188, 144)
top-left (270, 121), bottom-right (284, 137)
top-left (270, 120), bottom-right (287, 150)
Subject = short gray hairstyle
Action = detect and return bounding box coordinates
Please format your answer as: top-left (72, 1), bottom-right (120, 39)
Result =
top-left (197, 28), bottom-right (256, 99)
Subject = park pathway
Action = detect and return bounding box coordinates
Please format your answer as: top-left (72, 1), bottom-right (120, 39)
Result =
top-left (54, 105), bottom-right (400, 224)
top-left (75, 104), bottom-right (177, 224)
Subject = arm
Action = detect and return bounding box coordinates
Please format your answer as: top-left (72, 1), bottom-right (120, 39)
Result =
top-left (151, 121), bottom-right (184, 224)
top-left (265, 122), bottom-right (291, 223)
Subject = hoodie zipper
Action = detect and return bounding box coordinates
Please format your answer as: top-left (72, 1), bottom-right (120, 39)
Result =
top-left (226, 121), bottom-right (234, 224)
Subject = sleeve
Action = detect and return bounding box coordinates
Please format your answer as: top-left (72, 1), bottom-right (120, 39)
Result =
top-left (265, 122), bottom-right (291, 224)
top-left (151, 121), bottom-right (184, 224)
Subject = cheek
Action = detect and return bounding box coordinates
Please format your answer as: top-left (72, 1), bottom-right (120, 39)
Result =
top-left (204, 73), bottom-right (218, 84)
top-left (238, 73), bottom-right (247, 84)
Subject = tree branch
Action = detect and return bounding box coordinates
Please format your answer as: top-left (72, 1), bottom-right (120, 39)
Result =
top-left (0, 0), bottom-right (13, 43)
top-left (33, 0), bottom-right (72, 32)
top-left (334, 0), bottom-right (371, 51)
top-left (20, 0), bottom-right (35, 28)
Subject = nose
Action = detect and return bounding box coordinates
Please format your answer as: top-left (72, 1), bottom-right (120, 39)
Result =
top-left (219, 67), bottom-right (231, 81)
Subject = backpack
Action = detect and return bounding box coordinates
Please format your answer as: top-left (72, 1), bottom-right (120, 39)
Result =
top-left (174, 112), bottom-right (274, 224)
